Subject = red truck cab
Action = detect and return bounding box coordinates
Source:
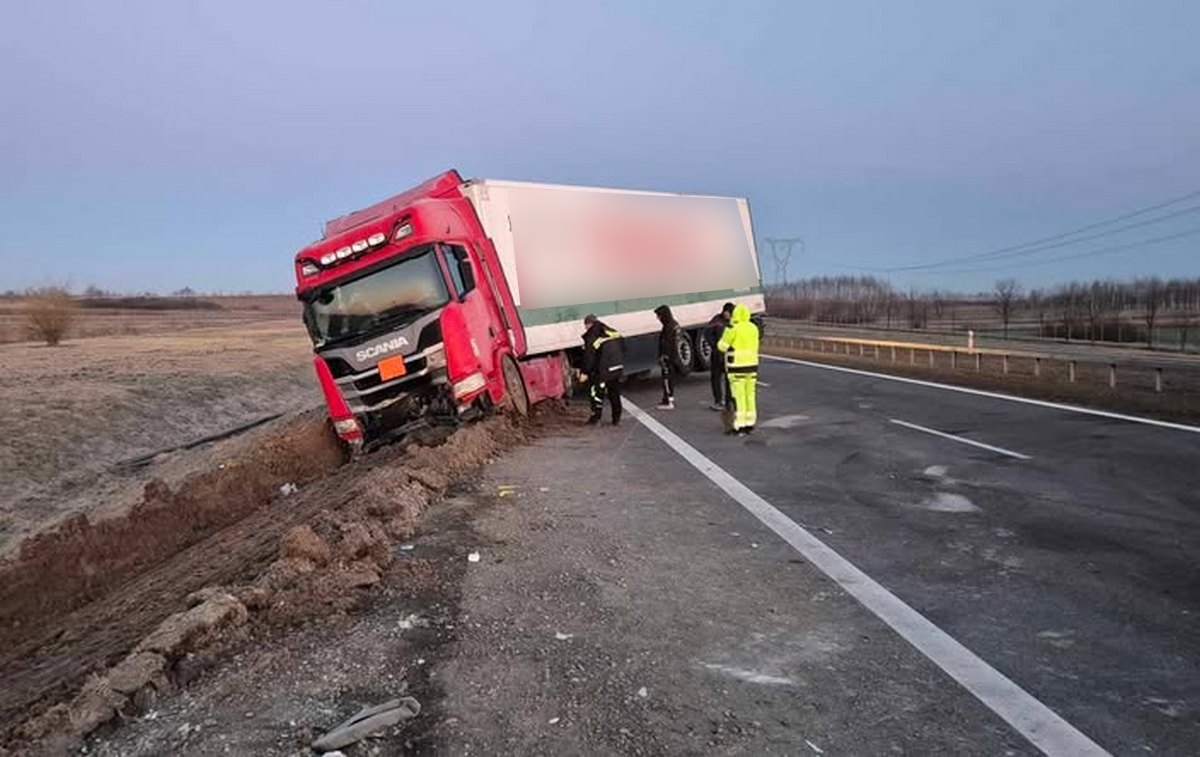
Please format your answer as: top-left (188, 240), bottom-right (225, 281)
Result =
top-left (293, 170), bottom-right (527, 448)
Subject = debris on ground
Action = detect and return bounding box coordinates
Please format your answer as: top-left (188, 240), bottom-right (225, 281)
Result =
top-left (311, 697), bottom-right (421, 752)
top-left (0, 401), bottom-right (562, 753)
top-left (467, 552), bottom-right (481, 563)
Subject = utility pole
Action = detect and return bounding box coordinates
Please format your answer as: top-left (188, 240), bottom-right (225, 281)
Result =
top-left (763, 237), bottom-right (803, 286)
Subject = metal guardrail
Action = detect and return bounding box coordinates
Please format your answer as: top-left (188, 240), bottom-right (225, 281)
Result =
top-left (763, 334), bottom-right (1170, 393)
top-left (763, 317), bottom-right (1200, 368)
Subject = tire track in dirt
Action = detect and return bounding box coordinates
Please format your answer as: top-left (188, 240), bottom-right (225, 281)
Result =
top-left (0, 413), bottom-right (452, 737)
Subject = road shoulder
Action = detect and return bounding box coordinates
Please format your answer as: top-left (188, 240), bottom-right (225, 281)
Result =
top-left (434, 416), bottom-right (1033, 754)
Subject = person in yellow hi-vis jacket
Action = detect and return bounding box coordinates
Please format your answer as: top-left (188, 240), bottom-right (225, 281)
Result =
top-left (716, 303), bottom-right (760, 435)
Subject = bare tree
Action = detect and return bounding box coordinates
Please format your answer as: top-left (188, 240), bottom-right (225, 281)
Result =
top-left (1027, 288), bottom-right (1047, 337)
top-left (1084, 281), bottom-right (1119, 344)
top-left (930, 290), bottom-right (946, 322)
top-left (993, 278), bottom-right (1022, 338)
top-left (905, 289), bottom-right (929, 329)
top-left (26, 286), bottom-right (77, 346)
top-left (1141, 277), bottom-right (1164, 348)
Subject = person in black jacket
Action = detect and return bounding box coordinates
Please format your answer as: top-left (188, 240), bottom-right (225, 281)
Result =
top-left (653, 304), bottom-right (680, 410)
top-left (580, 314), bottom-right (625, 425)
top-left (706, 302), bottom-right (735, 410)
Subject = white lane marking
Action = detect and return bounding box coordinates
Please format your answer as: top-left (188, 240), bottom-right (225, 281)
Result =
top-left (890, 418), bottom-right (1032, 461)
top-left (764, 354), bottom-right (1200, 436)
top-left (622, 398), bottom-right (1110, 757)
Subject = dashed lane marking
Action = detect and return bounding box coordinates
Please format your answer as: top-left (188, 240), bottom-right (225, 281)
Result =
top-left (623, 397), bottom-right (1110, 757)
top-left (889, 418), bottom-right (1032, 460)
top-left (764, 354), bottom-right (1200, 436)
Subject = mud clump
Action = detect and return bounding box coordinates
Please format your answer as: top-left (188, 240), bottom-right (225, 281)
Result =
top-left (0, 412), bottom-right (343, 652)
top-left (3, 405), bottom-right (553, 753)
top-left (18, 592), bottom-right (250, 754)
top-left (280, 524), bottom-right (332, 566)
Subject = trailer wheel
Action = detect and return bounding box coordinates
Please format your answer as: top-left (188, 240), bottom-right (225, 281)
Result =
top-left (501, 354), bottom-right (530, 416)
top-left (672, 333), bottom-right (693, 377)
top-left (694, 330), bottom-right (713, 371)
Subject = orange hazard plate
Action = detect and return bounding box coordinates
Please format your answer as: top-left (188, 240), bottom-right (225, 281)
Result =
top-left (378, 355), bottom-right (407, 381)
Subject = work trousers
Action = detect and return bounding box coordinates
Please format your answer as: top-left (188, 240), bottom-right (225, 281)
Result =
top-left (728, 371), bottom-right (757, 430)
top-left (659, 356), bottom-right (675, 403)
top-left (589, 377), bottom-right (622, 424)
top-left (710, 361), bottom-right (731, 407)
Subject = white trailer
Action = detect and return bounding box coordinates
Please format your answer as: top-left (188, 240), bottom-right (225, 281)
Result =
top-left (460, 177), bottom-right (765, 372)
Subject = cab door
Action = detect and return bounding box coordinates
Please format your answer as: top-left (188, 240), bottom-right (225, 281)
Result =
top-left (438, 242), bottom-right (500, 383)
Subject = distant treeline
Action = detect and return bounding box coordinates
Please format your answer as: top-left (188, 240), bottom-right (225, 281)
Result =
top-left (78, 296), bottom-right (223, 311)
top-left (767, 275), bottom-right (1200, 349)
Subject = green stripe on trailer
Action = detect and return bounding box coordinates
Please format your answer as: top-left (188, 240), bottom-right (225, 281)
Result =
top-left (517, 287), bottom-right (763, 327)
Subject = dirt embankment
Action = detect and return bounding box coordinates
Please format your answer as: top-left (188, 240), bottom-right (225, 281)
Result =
top-left (0, 402), bottom-right (555, 756)
top-left (0, 411), bottom-right (343, 644)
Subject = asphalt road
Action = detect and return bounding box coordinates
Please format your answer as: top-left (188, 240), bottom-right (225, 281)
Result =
top-left (621, 358), bottom-right (1200, 756)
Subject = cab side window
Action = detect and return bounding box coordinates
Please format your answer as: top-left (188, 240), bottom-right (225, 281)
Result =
top-left (442, 244), bottom-right (476, 298)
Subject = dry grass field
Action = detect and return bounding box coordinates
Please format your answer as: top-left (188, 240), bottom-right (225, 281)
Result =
top-left (0, 294), bottom-right (301, 344)
top-left (0, 296), bottom-right (320, 553)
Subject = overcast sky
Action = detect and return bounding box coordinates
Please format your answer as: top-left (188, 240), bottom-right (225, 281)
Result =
top-left (3, 0), bottom-right (1198, 295)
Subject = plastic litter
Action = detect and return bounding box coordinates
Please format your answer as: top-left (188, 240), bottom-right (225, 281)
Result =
top-left (637, 687), bottom-right (648, 698)
top-left (279, 482), bottom-right (299, 496)
top-left (554, 631), bottom-right (574, 641)
top-left (549, 717), bottom-right (561, 725)
top-left (312, 697), bottom-right (422, 752)
top-left (467, 552), bottom-right (481, 563)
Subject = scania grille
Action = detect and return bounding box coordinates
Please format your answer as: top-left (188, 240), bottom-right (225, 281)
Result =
top-left (329, 346), bottom-right (446, 413)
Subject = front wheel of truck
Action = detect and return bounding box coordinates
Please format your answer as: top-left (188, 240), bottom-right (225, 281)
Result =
top-left (501, 354), bottom-right (530, 416)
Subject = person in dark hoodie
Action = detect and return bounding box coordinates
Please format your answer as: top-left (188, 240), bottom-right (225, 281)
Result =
top-left (653, 304), bottom-right (680, 410)
top-left (705, 302), bottom-right (735, 410)
top-left (580, 314), bottom-right (625, 425)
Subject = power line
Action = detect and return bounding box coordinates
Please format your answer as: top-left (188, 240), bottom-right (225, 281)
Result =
top-left (917, 225), bottom-right (1200, 276)
top-left (877, 187), bottom-right (1200, 272)
top-left (885, 202), bottom-right (1200, 272)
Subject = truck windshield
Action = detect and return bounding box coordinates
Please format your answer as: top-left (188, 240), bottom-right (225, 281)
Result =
top-left (303, 245), bottom-right (449, 347)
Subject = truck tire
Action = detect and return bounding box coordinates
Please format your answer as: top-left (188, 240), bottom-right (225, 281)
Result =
top-left (672, 333), bottom-right (693, 377)
top-left (694, 330), bottom-right (713, 371)
top-left (501, 354), bottom-right (529, 416)
top-left (559, 353), bottom-right (577, 399)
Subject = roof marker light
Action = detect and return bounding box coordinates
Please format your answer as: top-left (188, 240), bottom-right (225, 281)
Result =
top-left (352, 239), bottom-right (369, 253)
top-left (336, 246), bottom-right (353, 259)
top-left (393, 222), bottom-right (413, 241)
top-left (368, 232), bottom-right (386, 246)
top-left (319, 252), bottom-right (337, 265)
